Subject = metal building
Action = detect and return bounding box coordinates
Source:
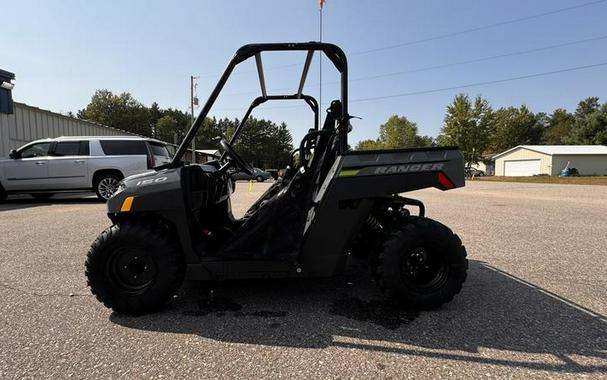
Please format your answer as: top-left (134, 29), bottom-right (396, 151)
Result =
top-left (0, 102), bottom-right (137, 158)
top-left (493, 145), bottom-right (607, 176)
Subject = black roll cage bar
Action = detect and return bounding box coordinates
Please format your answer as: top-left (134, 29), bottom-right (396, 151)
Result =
top-left (171, 42), bottom-right (349, 166)
top-left (230, 94), bottom-right (319, 146)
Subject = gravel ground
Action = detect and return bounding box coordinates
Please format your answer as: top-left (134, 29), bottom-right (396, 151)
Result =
top-left (0, 181), bottom-right (606, 379)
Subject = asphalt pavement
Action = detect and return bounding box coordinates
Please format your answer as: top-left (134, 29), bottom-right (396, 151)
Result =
top-left (0, 181), bottom-right (605, 379)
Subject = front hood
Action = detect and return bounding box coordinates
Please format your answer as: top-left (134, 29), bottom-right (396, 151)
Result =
top-left (107, 167), bottom-right (182, 213)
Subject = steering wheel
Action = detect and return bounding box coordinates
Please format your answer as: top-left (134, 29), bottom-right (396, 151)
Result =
top-left (220, 138), bottom-right (254, 175)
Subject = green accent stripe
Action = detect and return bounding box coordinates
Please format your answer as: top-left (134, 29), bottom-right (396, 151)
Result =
top-left (339, 169), bottom-right (360, 177)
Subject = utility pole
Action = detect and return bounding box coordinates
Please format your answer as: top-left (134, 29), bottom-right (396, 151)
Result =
top-left (190, 75), bottom-right (199, 163)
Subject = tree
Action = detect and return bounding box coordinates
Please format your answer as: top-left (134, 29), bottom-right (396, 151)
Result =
top-left (543, 109), bottom-right (574, 144)
top-left (574, 97), bottom-right (600, 120)
top-left (355, 139), bottom-right (384, 150)
top-left (437, 94), bottom-right (493, 164)
top-left (78, 90), bottom-right (152, 136)
top-left (379, 115), bottom-right (432, 148)
top-left (356, 115), bottom-right (432, 151)
top-left (149, 102), bottom-right (163, 137)
top-left (488, 105), bottom-right (543, 153)
top-left (220, 117), bottom-right (294, 168)
top-left (567, 98), bottom-right (607, 145)
top-left (155, 115), bottom-right (180, 144)
top-left (196, 116), bottom-right (230, 149)
top-left (161, 108), bottom-right (191, 144)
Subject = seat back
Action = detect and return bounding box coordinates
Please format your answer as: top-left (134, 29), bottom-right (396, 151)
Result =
top-left (308, 100), bottom-right (341, 193)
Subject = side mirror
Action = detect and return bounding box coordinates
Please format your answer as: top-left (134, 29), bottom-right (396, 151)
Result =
top-left (8, 149), bottom-right (19, 159)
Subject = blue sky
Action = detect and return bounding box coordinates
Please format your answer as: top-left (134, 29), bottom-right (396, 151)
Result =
top-left (3, 0), bottom-right (607, 145)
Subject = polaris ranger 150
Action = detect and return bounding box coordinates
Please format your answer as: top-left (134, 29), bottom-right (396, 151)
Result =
top-left (86, 42), bottom-right (468, 314)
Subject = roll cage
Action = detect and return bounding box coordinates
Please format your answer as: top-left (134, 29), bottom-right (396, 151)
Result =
top-left (171, 42), bottom-right (349, 166)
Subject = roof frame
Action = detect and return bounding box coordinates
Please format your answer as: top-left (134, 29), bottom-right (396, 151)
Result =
top-left (172, 42), bottom-right (349, 165)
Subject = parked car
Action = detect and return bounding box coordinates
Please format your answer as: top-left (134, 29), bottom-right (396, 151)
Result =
top-left (230, 167), bottom-right (272, 182)
top-left (0, 136), bottom-right (172, 201)
top-left (465, 167), bottom-right (485, 177)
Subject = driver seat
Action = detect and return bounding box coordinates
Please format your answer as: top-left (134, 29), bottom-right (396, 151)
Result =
top-left (217, 101), bottom-right (342, 260)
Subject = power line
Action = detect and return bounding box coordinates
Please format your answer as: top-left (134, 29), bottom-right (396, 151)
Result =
top-left (213, 61), bottom-right (607, 111)
top-left (350, 61), bottom-right (607, 103)
top-left (351, 0), bottom-right (607, 55)
top-left (222, 34), bottom-right (607, 96)
top-left (348, 35), bottom-right (607, 83)
top-left (199, 0), bottom-right (607, 79)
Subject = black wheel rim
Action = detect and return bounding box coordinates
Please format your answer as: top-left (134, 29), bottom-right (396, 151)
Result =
top-left (400, 245), bottom-right (450, 293)
top-left (108, 248), bottom-right (157, 294)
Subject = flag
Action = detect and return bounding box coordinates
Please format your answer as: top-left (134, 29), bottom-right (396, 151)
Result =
top-left (319, 0), bottom-right (325, 9)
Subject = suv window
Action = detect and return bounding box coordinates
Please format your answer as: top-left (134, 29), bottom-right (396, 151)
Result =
top-left (19, 142), bottom-right (51, 158)
top-left (149, 142), bottom-right (170, 157)
top-left (100, 140), bottom-right (148, 155)
top-left (54, 141), bottom-right (82, 156)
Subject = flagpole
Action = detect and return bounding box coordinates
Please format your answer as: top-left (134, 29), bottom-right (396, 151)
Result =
top-left (319, 4), bottom-right (323, 116)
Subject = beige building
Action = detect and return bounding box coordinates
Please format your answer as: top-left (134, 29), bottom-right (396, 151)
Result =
top-left (493, 145), bottom-right (607, 176)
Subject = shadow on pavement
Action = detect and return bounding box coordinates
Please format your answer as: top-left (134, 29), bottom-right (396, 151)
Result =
top-left (111, 260), bottom-right (607, 374)
top-left (0, 194), bottom-right (101, 211)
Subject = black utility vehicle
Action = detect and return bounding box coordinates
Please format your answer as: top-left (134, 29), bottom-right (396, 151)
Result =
top-left (86, 43), bottom-right (468, 314)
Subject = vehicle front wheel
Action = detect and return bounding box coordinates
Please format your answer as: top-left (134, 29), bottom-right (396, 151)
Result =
top-left (255, 175), bottom-right (264, 182)
top-left (85, 223), bottom-right (185, 315)
top-left (95, 174), bottom-right (121, 201)
top-left (376, 217), bottom-right (467, 309)
top-left (30, 193), bottom-right (54, 201)
top-left (0, 186), bottom-right (6, 203)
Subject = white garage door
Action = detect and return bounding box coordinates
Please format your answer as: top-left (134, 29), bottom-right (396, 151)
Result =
top-left (504, 159), bottom-right (541, 176)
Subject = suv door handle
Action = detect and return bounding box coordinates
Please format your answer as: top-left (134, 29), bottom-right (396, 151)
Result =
top-left (35, 161), bottom-right (46, 165)
top-left (74, 160), bottom-right (85, 164)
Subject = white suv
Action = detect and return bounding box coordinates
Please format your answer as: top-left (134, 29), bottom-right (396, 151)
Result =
top-left (0, 136), bottom-right (172, 201)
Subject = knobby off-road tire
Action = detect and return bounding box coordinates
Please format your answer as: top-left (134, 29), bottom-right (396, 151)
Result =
top-left (376, 216), bottom-right (467, 309)
top-left (85, 223), bottom-right (185, 315)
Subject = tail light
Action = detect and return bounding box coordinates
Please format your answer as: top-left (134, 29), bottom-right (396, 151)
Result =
top-left (437, 172), bottom-right (455, 189)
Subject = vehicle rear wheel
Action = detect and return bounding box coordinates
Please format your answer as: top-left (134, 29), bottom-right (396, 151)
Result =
top-left (85, 223), bottom-right (185, 315)
top-left (376, 216), bottom-right (467, 309)
top-left (30, 193), bottom-right (54, 201)
top-left (0, 186), bottom-right (6, 203)
top-left (95, 174), bottom-right (121, 201)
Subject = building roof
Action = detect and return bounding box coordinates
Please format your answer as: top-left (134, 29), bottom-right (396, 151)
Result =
top-left (493, 145), bottom-right (607, 159)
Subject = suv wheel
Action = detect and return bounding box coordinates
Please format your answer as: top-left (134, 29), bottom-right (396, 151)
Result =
top-left (95, 174), bottom-right (121, 201)
top-left (255, 175), bottom-right (264, 182)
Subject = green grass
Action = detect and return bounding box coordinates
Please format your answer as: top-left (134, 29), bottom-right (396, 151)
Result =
top-left (473, 176), bottom-right (607, 186)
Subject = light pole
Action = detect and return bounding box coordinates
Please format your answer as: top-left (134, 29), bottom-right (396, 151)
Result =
top-left (190, 75), bottom-right (199, 163)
